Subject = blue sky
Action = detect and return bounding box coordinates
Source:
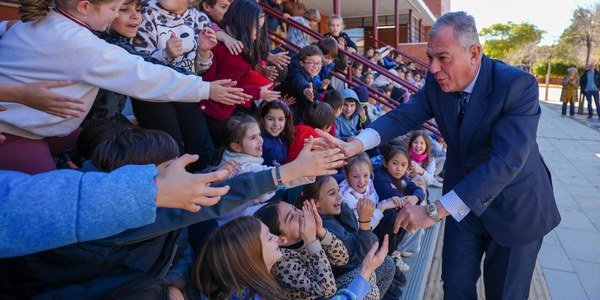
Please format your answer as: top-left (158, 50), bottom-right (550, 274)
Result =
top-left (452, 0), bottom-right (598, 45)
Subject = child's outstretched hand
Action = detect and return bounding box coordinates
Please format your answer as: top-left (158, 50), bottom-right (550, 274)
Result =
top-left (208, 79), bottom-right (252, 105)
top-left (307, 200), bottom-right (326, 239)
top-left (165, 32), bottom-right (183, 61)
top-left (300, 204), bottom-right (317, 243)
top-left (357, 196), bottom-right (375, 223)
top-left (282, 94), bottom-right (296, 106)
top-left (320, 79), bottom-right (330, 90)
top-left (377, 197), bottom-right (400, 211)
top-left (198, 27), bottom-right (218, 51)
top-left (360, 235), bottom-right (388, 280)
top-left (282, 136), bottom-right (344, 179)
top-left (260, 83), bottom-right (281, 102)
top-left (218, 160), bottom-right (239, 177)
top-left (267, 51), bottom-right (291, 70)
top-left (303, 82), bottom-right (315, 101)
top-left (259, 66), bottom-right (278, 82)
top-left (221, 34), bottom-right (244, 55)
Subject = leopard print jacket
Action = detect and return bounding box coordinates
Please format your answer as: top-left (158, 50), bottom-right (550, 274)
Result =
top-left (272, 229), bottom-right (350, 300)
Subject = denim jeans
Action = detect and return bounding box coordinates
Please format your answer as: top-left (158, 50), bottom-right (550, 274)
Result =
top-left (584, 89), bottom-right (600, 117)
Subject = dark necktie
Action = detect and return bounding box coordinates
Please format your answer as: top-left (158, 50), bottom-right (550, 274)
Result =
top-left (457, 91), bottom-right (470, 124)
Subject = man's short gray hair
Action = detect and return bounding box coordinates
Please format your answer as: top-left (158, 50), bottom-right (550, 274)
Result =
top-left (429, 11), bottom-right (481, 51)
top-left (567, 67), bottom-right (577, 73)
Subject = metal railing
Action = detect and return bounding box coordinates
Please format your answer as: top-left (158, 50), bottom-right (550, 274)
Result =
top-left (260, 2), bottom-right (440, 136)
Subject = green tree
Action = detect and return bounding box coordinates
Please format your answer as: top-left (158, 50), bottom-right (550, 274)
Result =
top-left (560, 4), bottom-right (600, 67)
top-left (480, 22), bottom-right (545, 64)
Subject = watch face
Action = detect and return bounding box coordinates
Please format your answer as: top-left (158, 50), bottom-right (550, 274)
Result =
top-left (427, 204), bottom-right (435, 213)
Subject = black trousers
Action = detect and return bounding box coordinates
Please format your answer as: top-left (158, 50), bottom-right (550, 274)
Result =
top-left (131, 100), bottom-right (214, 172)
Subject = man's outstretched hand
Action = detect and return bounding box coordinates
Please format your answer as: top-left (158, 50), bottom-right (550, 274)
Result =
top-left (309, 128), bottom-right (364, 158)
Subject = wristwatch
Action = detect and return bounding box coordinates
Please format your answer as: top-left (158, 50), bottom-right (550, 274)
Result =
top-left (426, 203), bottom-right (441, 222)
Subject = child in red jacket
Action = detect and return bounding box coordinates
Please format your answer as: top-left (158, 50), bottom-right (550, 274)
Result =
top-left (285, 101), bottom-right (336, 163)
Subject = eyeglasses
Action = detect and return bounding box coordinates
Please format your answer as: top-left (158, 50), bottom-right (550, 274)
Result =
top-left (302, 61), bottom-right (322, 68)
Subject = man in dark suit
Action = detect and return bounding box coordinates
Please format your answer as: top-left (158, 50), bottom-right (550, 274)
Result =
top-left (316, 11), bottom-right (561, 300)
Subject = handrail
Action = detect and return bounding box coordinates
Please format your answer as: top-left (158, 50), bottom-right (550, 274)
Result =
top-left (270, 33), bottom-right (440, 136)
top-left (269, 30), bottom-right (401, 108)
top-left (368, 35), bottom-right (429, 70)
top-left (259, 2), bottom-right (418, 94)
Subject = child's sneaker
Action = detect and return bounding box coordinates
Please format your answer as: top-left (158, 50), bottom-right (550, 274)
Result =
top-left (401, 251), bottom-right (414, 258)
top-left (391, 250), bottom-right (410, 273)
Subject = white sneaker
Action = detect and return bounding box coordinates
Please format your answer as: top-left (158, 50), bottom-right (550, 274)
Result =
top-left (434, 175), bottom-right (444, 182)
top-left (401, 251), bottom-right (414, 258)
top-left (430, 180), bottom-right (443, 188)
top-left (392, 250), bottom-right (410, 273)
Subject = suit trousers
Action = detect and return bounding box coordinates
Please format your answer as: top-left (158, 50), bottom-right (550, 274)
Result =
top-left (441, 212), bottom-right (543, 300)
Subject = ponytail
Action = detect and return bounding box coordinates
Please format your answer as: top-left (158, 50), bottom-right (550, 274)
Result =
top-left (20, 0), bottom-right (54, 22)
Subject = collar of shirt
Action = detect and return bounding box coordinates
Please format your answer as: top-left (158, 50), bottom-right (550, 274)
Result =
top-left (462, 62), bottom-right (482, 94)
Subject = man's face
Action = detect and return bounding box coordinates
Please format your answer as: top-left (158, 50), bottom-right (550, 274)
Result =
top-left (426, 25), bottom-right (480, 93)
top-left (588, 64), bottom-right (596, 71)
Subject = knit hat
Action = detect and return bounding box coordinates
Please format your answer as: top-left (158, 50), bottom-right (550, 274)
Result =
top-left (353, 85), bottom-right (369, 105)
top-left (341, 88), bottom-right (359, 101)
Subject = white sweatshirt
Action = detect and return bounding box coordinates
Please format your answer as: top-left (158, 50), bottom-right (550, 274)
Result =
top-left (0, 10), bottom-right (210, 139)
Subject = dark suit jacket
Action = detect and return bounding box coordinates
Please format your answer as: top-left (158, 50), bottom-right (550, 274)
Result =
top-left (369, 55), bottom-right (560, 247)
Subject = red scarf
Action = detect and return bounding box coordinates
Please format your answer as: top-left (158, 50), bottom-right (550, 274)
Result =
top-left (409, 148), bottom-right (427, 164)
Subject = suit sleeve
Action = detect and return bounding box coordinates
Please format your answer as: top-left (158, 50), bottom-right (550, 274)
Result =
top-left (368, 89), bottom-right (434, 144)
top-left (453, 74), bottom-right (541, 216)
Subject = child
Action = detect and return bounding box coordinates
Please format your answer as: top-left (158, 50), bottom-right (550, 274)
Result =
top-left (216, 114), bottom-right (314, 222)
top-left (335, 89), bottom-right (361, 141)
top-left (408, 130), bottom-right (441, 188)
top-left (201, 0), bottom-right (231, 24)
top-left (323, 14), bottom-right (356, 71)
top-left (285, 7), bottom-right (321, 48)
top-left (338, 153), bottom-right (403, 246)
top-left (299, 176), bottom-right (402, 300)
top-left (322, 89), bottom-right (344, 137)
top-left (373, 142), bottom-right (426, 266)
top-left (193, 216), bottom-right (388, 300)
top-left (286, 101), bottom-right (336, 163)
top-left (132, 0), bottom-right (221, 169)
top-left (134, 0), bottom-right (213, 72)
top-left (258, 100), bottom-right (295, 167)
top-left (0, 0), bottom-right (247, 174)
top-left (413, 72), bottom-right (425, 89)
top-left (200, 0), bottom-right (280, 149)
top-left (281, 45), bottom-right (324, 123)
top-left (254, 200), bottom-right (349, 299)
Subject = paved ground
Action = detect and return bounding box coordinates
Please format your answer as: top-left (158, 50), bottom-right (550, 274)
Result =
top-left (537, 87), bottom-right (600, 300)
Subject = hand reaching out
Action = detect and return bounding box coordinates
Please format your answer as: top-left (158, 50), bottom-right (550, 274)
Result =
top-left (155, 154), bottom-right (231, 212)
top-left (267, 51), bottom-right (291, 69)
top-left (198, 27), bottom-right (217, 52)
top-left (165, 32), bottom-right (183, 61)
top-left (0, 81), bottom-right (86, 118)
top-left (320, 79), bottom-right (330, 90)
top-left (282, 94), bottom-right (296, 106)
top-left (303, 82), bottom-right (315, 101)
top-left (208, 79), bottom-right (252, 105)
top-left (260, 83), bottom-right (281, 101)
top-left (360, 235), bottom-right (388, 280)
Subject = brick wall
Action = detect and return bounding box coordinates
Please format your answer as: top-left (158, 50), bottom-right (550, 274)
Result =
top-left (397, 42), bottom-right (428, 65)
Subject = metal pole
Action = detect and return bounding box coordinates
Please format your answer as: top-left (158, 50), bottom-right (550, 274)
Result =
top-left (408, 9), bottom-right (412, 43)
top-left (394, 0), bottom-right (399, 48)
top-left (372, 0), bottom-right (378, 48)
top-left (333, 0), bottom-right (340, 15)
